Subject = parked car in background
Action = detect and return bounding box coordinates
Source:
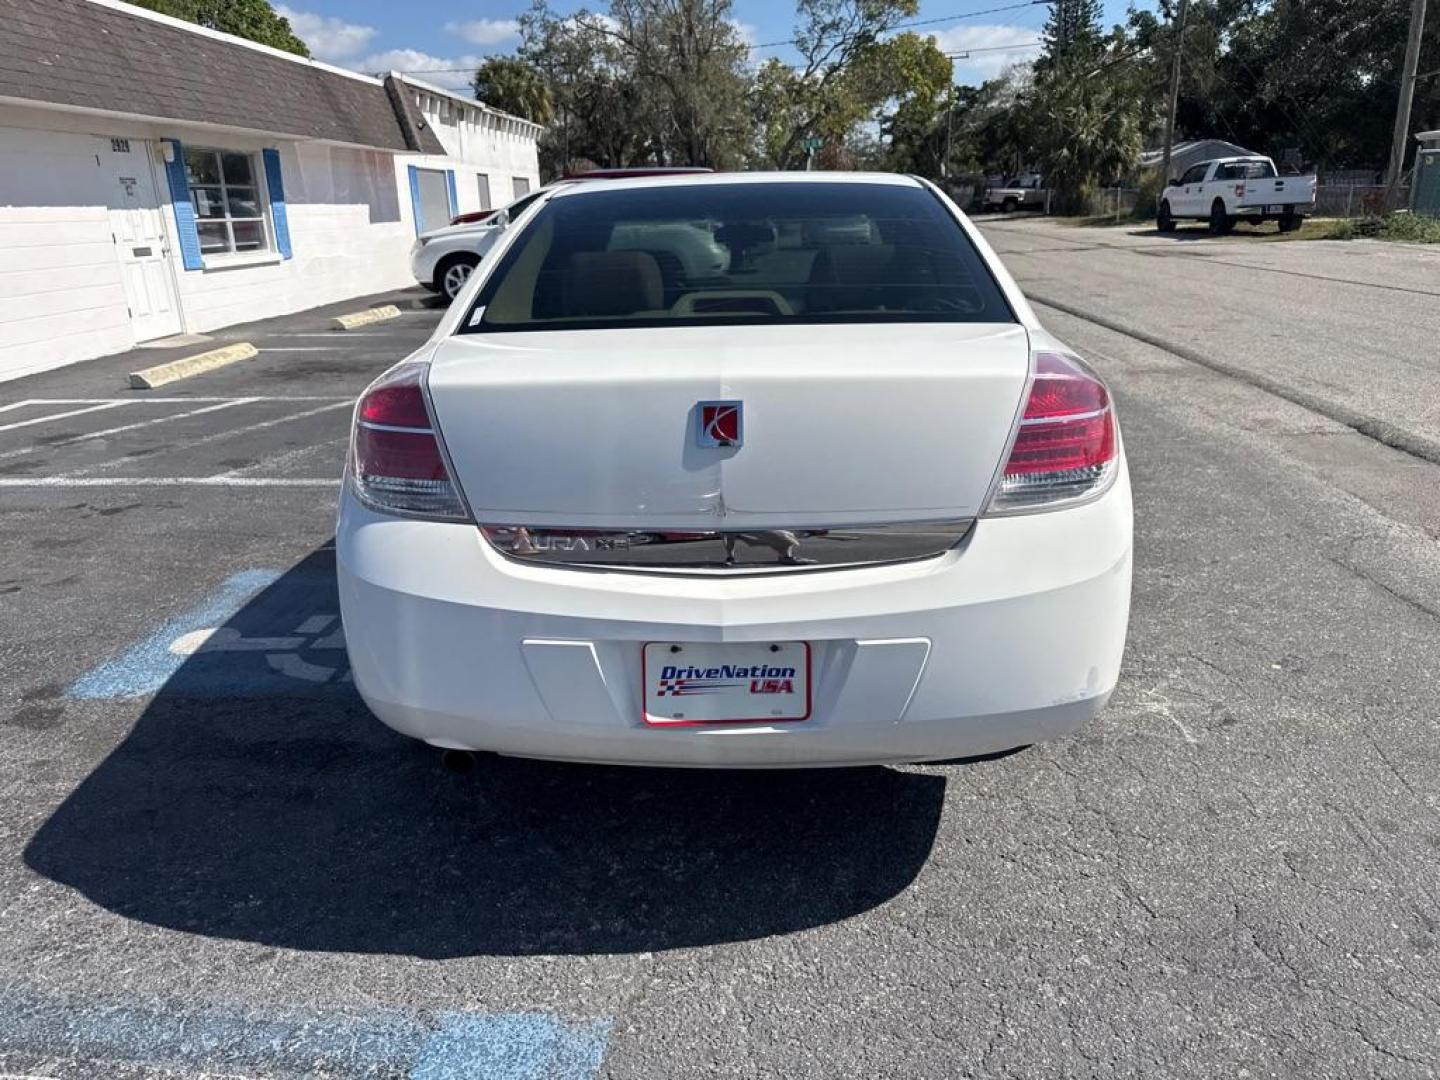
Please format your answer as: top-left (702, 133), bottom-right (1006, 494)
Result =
top-left (342, 172), bottom-right (1132, 768)
top-left (429, 170), bottom-right (717, 294)
top-left (981, 174), bottom-right (1048, 213)
top-left (449, 207), bottom-right (501, 227)
top-left (447, 170), bottom-right (712, 226)
top-left (412, 187), bottom-right (554, 300)
top-left (1158, 157), bottom-right (1317, 234)
top-left (561, 166), bottom-right (713, 180)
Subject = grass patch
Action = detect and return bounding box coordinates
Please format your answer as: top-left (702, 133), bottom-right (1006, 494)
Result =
top-left (1377, 213), bottom-right (1440, 243)
top-left (1314, 213), bottom-right (1440, 243)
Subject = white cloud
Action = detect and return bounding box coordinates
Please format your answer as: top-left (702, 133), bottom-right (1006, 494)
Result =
top-left (274, 5), bottom-right (377, 60)
top-left (729, 20), bottom-right (758, 47)
top-left (352, 48), bottom-right (484, 92)
top-left (444, 18), bottom-right (521, 46)
top-left (928, 24), bottom-right (1042, 85)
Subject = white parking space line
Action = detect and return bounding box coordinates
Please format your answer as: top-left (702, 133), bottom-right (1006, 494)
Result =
top-left (0, 396), bottom-right (349, 405)
top-left (218, 434), bottom-right (348, 478)
top-left (0, 401), bottom-right (130, 434)
top-left (68, 400), bottom-right (353, 476)
top-left (0, 399), bottom-right (253, 462)
top-left (0, 476), bottom-right (337, 488)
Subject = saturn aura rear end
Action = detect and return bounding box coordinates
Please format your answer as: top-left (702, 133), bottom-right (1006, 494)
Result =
top-left (336, 173), bottom-right (1131, 768)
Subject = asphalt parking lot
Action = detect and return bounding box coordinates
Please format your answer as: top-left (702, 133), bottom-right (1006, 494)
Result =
top-left (3, 232), bottom-right (1440, 1078)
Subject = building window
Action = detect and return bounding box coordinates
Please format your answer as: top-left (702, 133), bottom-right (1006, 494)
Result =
top-left (513, 176), bottom-right (532, 197)
top-left (184, 148), bottom-right (268, 255)
top-left (476, 173), bottom-right (491, 209)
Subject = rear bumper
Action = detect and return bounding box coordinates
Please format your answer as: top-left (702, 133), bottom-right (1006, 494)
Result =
top-left (1235, 202), bottom-right (1312, 215)
top-left (336, 469), bottom-right (1133, 768)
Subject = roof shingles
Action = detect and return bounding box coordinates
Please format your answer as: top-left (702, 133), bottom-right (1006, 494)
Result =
top-left (0, 0), bottom-right (445, 153)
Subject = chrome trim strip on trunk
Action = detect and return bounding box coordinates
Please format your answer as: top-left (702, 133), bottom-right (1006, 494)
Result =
top-left (479, 521), bottom-right (975, 575)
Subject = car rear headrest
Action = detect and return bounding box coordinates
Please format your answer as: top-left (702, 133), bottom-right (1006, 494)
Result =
top-left (807, 243), bottom-right (899, 311)
top-left (561, 251), bottom-right (664, 317)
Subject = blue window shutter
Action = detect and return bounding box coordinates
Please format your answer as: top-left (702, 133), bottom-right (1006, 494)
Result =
top-left (446, 170), bottom-right (458, 217)
top-left (161, 138), bottom-right (203, 270)
top-left (262, 148), bottom-right (293, 260)
top-left (408, 165), bottom-right (423, 234)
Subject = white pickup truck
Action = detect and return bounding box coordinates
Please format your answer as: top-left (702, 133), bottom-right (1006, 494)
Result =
top-left (1158, 157), bottom-right (1317, 234)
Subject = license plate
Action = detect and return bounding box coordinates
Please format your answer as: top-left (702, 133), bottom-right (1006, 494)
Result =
top-left (643, 642), bottom-right (811, 725)
top-left (1265, 204), bottom-right (1285, 213)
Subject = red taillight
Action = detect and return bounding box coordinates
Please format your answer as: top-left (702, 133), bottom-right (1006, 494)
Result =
top-left (349, 364), bottom-right (469, 520)
top-left (988, 352), bottom-right (1118, 513)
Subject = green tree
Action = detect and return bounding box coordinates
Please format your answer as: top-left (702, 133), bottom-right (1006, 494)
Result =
top-left (1040, 0), bottom-right (1104, 64)
top-left (749, 0), bottom-right (936, 169)
top-left (1029, 28), bottom-right (1146, 212)
top-left (520, 0), bottom-right (750, 171)
top-left (131, 0), bottom-right (309, 56)
top-left (519, 3), bottom-right (657, 174)
top-left (1126, 0), bottom-right (1438, 171)
top-left (472, 57), bottom-right (556, 124)
top-left (587, 0), bottom-right (752, 167)
top-left (1019, 0), bottom-right (1143, 212)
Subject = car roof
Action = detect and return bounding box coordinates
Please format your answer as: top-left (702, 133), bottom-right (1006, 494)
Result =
top-left (547, 171), bottom-right (925, 199)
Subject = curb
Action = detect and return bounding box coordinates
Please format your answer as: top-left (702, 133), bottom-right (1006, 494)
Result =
top-left (129, 342), bottom-right (258, 389)
top-left (1030, 292), bottom-right (1440, 468)
top-left (332, 305), bottom-right (402, 331)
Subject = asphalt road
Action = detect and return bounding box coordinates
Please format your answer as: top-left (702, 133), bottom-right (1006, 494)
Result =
top-left (1, 229), bottom-right (1439, 1079)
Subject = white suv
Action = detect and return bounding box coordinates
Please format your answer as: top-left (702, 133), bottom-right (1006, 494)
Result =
top-left (410, 189), bottom-right (548, 301)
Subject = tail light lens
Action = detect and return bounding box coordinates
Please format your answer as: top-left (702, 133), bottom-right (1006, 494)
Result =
top-left (987, 351), bottom-right (1118, 514)
top-left (348, 363), bottom-right (469, 520)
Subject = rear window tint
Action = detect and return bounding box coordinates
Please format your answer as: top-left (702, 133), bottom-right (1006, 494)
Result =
top-left (461, 181), bottom-right (1013, 333)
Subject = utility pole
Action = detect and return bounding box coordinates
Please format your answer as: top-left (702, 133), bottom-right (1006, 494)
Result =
top-left (942, 89), bottom-right (956, 180)
top-left (1159, 0), bottom-right (1189, 184)
top-left (1384, 0), bottom-right (1428, 210)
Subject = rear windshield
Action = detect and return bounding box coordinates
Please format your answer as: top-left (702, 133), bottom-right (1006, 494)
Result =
top-left (461, 181), bottom-right (1014, 333)
top-left (1218, 160), bottom-right (1277, 180)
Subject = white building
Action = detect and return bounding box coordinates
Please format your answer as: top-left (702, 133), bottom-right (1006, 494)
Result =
top-left (0, 0), bottom-right (541, 382)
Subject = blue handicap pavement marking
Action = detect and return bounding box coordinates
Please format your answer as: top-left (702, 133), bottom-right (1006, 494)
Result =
top-left (0, 991), bottom-right (612, 1078)
top-left (412, 1012), bottom-right (613, 1080)
top-left (69, 567), bottom-right (355, 699)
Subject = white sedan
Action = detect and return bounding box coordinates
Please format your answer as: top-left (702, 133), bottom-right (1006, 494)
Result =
top-left (340, 172), bottom-right (1132, 768)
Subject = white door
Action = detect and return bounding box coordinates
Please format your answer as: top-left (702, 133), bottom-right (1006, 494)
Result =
top-left (101, 138), bottom-right (183, 342)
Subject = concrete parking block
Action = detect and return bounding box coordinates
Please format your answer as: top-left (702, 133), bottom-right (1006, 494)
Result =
top-left (128, 342), bottom-right (258, 389)
top-left (332, 304), bottom-right (402, 331)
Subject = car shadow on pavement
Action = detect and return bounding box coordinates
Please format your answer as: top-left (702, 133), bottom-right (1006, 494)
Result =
top-left (23, 547), bottom-right (944, 958)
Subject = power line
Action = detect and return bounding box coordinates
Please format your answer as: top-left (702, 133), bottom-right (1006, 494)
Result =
top-left (748, 0), bottom-right (1048, 51)
top-left (942, 41), bottom-right (1043, 57)
top-left (383, 0), bottom-right (1052, 72)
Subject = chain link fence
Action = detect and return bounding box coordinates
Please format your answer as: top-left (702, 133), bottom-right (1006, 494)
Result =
top-left (1086, 184), bottom-right (1411, 221)
top-left (1313, 184), bottom-right (1409, 218)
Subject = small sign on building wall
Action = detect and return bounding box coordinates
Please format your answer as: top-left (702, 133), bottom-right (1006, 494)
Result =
top-left (111, 137), bottom-right (131, 153)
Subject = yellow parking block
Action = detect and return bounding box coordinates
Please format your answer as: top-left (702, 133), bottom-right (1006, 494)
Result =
top-left (332, 305), bottom-right (402, 331)
top-left (128, 343), bottom-right (258, 389)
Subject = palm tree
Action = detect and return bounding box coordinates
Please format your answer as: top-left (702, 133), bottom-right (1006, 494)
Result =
top-left (472, 58), bottom-right (556, 125)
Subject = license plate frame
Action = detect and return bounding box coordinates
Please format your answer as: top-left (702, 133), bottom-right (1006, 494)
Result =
top-left (1265, 203), bottom-right (1286, 213)
top-left (642, 641), bottom-right (812, 726)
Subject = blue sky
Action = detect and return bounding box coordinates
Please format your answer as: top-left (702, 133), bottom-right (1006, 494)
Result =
top-left (275, 0), bottom-right (1152, 91)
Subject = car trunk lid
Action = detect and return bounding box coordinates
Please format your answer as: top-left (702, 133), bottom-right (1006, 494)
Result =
top-left (426, 321), bottom-right (1030, 530)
